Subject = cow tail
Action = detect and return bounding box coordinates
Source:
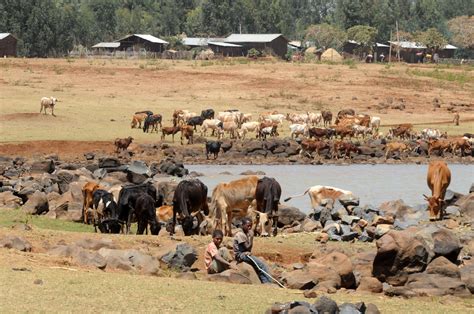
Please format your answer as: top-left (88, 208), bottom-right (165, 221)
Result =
top-left (283, 188), bottom-right (310, 202)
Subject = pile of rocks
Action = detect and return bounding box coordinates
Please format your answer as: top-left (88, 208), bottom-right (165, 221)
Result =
top-left (267, 296), bottom-right (380, 314)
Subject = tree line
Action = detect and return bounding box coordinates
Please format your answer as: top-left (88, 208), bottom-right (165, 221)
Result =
top-left (0, 0), bottom-right (472, 57)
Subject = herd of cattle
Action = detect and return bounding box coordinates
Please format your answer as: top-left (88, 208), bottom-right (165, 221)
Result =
top-left (124, 108), bottom-right (473, 159)
top-left (82, 159), bottom-right (452, 237)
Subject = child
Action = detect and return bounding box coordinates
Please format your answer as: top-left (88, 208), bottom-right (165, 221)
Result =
top-left (204, 229), bottom-right (236, 274)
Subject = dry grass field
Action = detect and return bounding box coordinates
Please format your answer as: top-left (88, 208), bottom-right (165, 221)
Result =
top-left (1, 210), bottom-right (474, 313)
top-left (0, 58), bottom-right (473, 156)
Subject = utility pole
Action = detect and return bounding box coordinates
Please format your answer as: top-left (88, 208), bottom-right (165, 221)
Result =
top-left (389, 30), bottom-right (392, 63)
top-left (396, 21), bottom-right (400, 62)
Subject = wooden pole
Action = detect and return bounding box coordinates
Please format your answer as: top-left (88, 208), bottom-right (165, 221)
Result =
top-left (396, 21), bottom-right (400, 62)
top-left (389, 30), bottom-right (392, 63)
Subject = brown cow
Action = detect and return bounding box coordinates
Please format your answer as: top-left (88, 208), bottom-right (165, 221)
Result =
top-left (209, 176), bottom-right (259, 236)
top-left (82, 182), bottom-right (101, 224)
top-left (428, 139), bottom-right (452, 157)
top-left (450, 137), bottom-right (471, 157)
top-left (424, 161), bottom-right (451, 220)
top-left (114, 137), bottom-right (133, 152)
top-left (300, 139), bottom-right (331, 158)
top-left (161, 126), bottom-right (181, 142)
top-left (332, 141), bottom-right (359, 159)
top-left (334, 126), bottom-right (354, 139)
top-left (285, 185), bottom-right (354, 210)
top-left (131, 113), bottom-right (148, 128)
top-left (389, 124), bottom-right (413, 140)
top-left (385, 142), bottom-right (410, 160)
top-left (156, 205), bottom-right (173, 222)
top-left (180, 125), bottom-right (194, 145)
top-left (322, 110), bottom-right (332, 127)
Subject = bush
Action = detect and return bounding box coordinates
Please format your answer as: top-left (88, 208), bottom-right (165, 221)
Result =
top-left (247, 48), bottom-right (261, 59)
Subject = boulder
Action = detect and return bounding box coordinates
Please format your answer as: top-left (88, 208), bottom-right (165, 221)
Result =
top-left (313, 296), bottom-right (338, 314)
top-left (301, 218), bottom-right (321, 232)
top-left (432, 228), bottom-right (462, 263)
top-left (338, 194), bottom-right (360, 207)
top-left (460, 264), bottom-right (474, 293)
top-left (357, 277), bottom-right (383, 293)
top-left (404, 273), bottom-right (470, 297)
top-left (315, 252), bottom-right (355, 288)
top-left (277, 205), bottom-right (306, 227)
top-left (75, 238), bottom-right (117, 251)
top-left (281, 269), bottom-right (318, 290)
top-left (73, 249), bottom-right (107, 269)
top-left (455, 193), bottom-right (474, 219)
top-left (0, 235), bottom-right (32, 252)
top-left (98, 157), bottom-right (121, 168)
top-left (98, 248), bottom-right (159, 273)
top-left (373, 229), bottom-right (431, 286)
top-left (339, 303), bottom-right (362, 314)
top-left (30, 160), bottom-right (55, 174)
top-left (55, 170), bottom-right (76, 193)
top-left (160, 243), bottom-right (197, 271)
top-left (22, 190), bottom-right (48, 215)
top-left (0, 191), bottom-right (22, 208)
top-left (425, 256), bottom-right (460, 278)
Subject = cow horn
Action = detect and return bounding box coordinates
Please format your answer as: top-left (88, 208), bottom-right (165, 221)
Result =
top-left (423, 194), bottom-right (429, 200)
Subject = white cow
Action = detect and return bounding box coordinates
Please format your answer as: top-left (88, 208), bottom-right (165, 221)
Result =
top-left (307, 112), bottom-right (322, 126)
top-left (370, 116), bottom-right (381, 131)
top-left (352, 125), bottom-right (373, 138)
top-left (421, 128), bottom-right (441, 140)
top-left (237, 121), bottom-right (260, 139)
top-left (286, 113), bottom-right (309, 124)
top-left (40, 96), bottom-right (58, 116)
top-left (201, 119), bottom-right (222, 136)
top-left (284, 185), bottom-right (354, 210)
top-left (289, 123), bottom-right (308, 139)
top-left (265, 114), bottom-right (285, 125)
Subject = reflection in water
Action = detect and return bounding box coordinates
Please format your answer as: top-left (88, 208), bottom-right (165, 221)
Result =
top-left (187, 164), bottom-right (473, 214)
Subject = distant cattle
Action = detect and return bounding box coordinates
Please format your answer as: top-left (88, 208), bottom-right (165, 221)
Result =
top-left (285, 185), bottom-right (354, 210)
top-left (450, 137), bottom-right (471, 157)
top-left (428, 139), bottom-right (451, 157)
top-left (40, 96), bottom-right (58, 116)
top-left (337, 109), bottom-right (355, 119)
top-left (333, 141), bottom-right (359, 159)
top-left (259, 125), bottom-right (279, 139)
top-left (388, 124), bottom-right (413, 140)
top-left (131, 112), bottom-right (148, 128)
top-left (201, 119), bottom-right (223, 137)
top-left (308, 127), bottom-right (335, 140)
top-left (170, 179), bottom-right (209, 236)
top-left (114, 136), bottom-right (134, 152)
top-left (180, 125), bottom-right (194, 145)
top-left (187, 116), bottom-right (205, 130)
top-left (206, 141), bottom-right (222, 159)
top-left (385, 142), bottom-right (410, 160)
top-left (161, 126), bottom-right (181, 142)
top-left (91, 189), bottom-right (118, 232)
top-left (201, 109), bottom-right (215, 120)
top-left (300, 139), bottom-right (331, 158)
top-left (143, 114), bottom-right (162, 133)
top-left (424, 161), bottom-right (451, 220)
top-left (322, 110), bottom-right (332, 127)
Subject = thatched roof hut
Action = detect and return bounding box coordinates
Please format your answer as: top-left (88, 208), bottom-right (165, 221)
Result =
top-left (321, 48), bottom-right (342, 62)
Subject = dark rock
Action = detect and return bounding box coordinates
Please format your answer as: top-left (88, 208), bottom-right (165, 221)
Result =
top-left (0, 235), bottom-right (32, 252)
top-left (93, 168), bottom-right (108, 180)
top-left (365, 304), bottom-right (380, 314)
top-left (339, 303), bottom-right (361, 314)
top-left (128, 160), bottom-right (151, 176)
top-left (239, 170), bottom-right (266, 176)
top-left (277, 205), bottom-right (306, 227)
top-left (405, 272), bottom-right (470, 297)
top-left (285, 146), bottom-right (300, 156)
top-left (313, 296), bottom-right (338, 314)
top-left (84, 152), bottom-right (95, 160)
top-left (56, 170), bottom-right (76, 194)
top-left (22, 190), bottom-right (48, 215)
top-left (98, 157), bottom-right (121, 168)
top-left (425, 256), bottom-right (460, 278)
top-left (75, 238), bottom-right (116, 251)
top-left (432, 228), bottom-right (462, 263)
top-left (339, 194), bottom-right (360, 207)
top-left (126, 171), bottom-right (147, 184)
top-left (455, 193), bottom-right (474, 219)
top-left (444, 189), bottom-right (464, 206)
top-left (160, 243), bottom-right (197, 271)
top-left (30, 160), bottom-right (55, 174)
top-left (244, 141), bottom-right (263, 153)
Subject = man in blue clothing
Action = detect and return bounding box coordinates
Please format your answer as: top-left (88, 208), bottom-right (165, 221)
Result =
top-left (233, 217), bottom-right (272, 284)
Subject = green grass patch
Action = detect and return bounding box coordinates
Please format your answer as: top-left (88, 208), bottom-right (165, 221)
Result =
top-left (408, 68), bottom-right (472, 84)
top-left (0, 209), bottom-right (92, 233)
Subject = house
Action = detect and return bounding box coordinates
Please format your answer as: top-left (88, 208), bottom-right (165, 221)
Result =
top-left (0, 33), bottom-right (17, 57)
top-left (208, 41), bottom-right (243, 57)
top-left (91, 42), bottom-right (120, 54)
top-left (388, 41), bottom-right (458, 63)
top-left (182, 37), bottom-right (224, 49)
top-left (115, 34), bottom-right (168, 53)
top-left (343, 40), bottom-right (389, 61)
top-left (224, 34), bottom-right (289, 58)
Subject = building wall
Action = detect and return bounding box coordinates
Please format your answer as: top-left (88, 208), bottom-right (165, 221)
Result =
top-left (229, 36), bottom-right (288, 58)
top-left (118, 36), bottom-right (164, 53)
top-left (0, 36), bottom-right (17, 57)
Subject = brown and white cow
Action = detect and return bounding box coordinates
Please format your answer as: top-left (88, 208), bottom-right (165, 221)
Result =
top-left (424, 161), bottom-right (451, 220)
top-left (209, 176), bottom-right (259, 236)
top-left (82, 182), bottom-right (101, 224)
top-left (284, 185), bottom-right (354, 210)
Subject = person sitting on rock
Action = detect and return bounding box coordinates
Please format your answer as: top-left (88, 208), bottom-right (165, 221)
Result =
top-left (233, 217), bottom-right (272, 283)
top-left (205, 229), bottom-right (236, 274)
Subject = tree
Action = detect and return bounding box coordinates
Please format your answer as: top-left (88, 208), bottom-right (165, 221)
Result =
top-left (447, 16), bottom-right (474, 49)
top-left (305, 23), bottom-right (347, 51)
top-left (413, 27), bottom-right (447, 51)
top-left (347, 25), bottom-right (377, 53)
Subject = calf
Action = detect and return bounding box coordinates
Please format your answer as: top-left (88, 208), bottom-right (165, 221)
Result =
top-left (385, 142), bottom-right (410, 160)
top-left (114, 136), bottom-right (133, 152)
top-left (131, 112), bottom-right (148, 128)
top-left (259, 125), bottom-right (279, 139)
top-left (308, 127), bottom-right (335, 139)
top-left (285, 185), bottom-right (354, 210)
top-left (134, 193), bottom-right (161, 235)
top-left (450, 137), bottom-right (471, 157)
top-left (300, 139), bottom-right (331, 158)
top-left (92, 189), bottom-right (118, 232)
top-left (180, 125), bottom-right (194, 145)
top-left (254, 177), bottom-right (281, 236)
top-left (206, 141), bottom-right (222, 159)
top-left (161, 126), bottom-right (180, 142)
top-left (201, 119), bottom-right (223, 137)
top-left (428, 139), bottom-right (451, 157)
top-left (289, 123), bottom-right (308, 139)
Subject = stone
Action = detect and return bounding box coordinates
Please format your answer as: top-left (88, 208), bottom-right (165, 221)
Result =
top-left (22, 190), bottom-right (48, 215)
top-left (93, 168), bottom-right (108, 180)
top-left (281, 269), bottom-right (318, 290)
top-left (338, 194), bottom-right (360, 207)
top-left (455, 193), bottom-right (474, 219)
top-left (426, 256), bottom-right (460, 278)
top-left (341, 215), bottom-right (360, 225)
top-left (301, 218), bottom-right (321, 232)
top-left (405, 273), bottom-right (470, 297)
top-left (372, 215), bottom-right (394, 225)
top-left (73, 249), bottom-right (107, 269)
top-left (339, 303), bottom-right (361, 314)
top-left (277, 205), bottom-right (307, 226)
top-left (303, 289), bottom-right (318, 298)
top-left (460, 264), bottom-right (474, 293)
top-left (75, 238), bottom-right (117, 251)
top-left (98, 157), bottom-right (121, 168)
top-left (0, 235), bottom-right (32, 252)
top-left (365, 304), bottom-right (381, 314)
top-left (444, 206), bottom-right (461, 217)
top-left (313, 296), bottom-right (338, 314)
top-left (315, 252), bottom-right (355, 289)
top-left (357, 276), bottom-right (383, 293)
top-left (30, 160), bottom-right (55, 174)
top-left (160, 243), bottom-right (198, 271)
top-left (374, 224), bottom-right (391, 238)
top-left (0, 191), bottom-right (22, 209)
top-left (432, 228), bottom-right (462, 263)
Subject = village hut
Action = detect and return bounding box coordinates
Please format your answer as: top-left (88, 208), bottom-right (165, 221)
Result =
top-left (0, 33), bottom-right (17, 57)
top-left (321, 48), bottom-right (342, 62)
top-left (224, 34), bottom-right (289, 58)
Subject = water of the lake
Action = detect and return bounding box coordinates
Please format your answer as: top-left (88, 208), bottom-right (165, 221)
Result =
top-left (186, 164), bottom-right (473, 214)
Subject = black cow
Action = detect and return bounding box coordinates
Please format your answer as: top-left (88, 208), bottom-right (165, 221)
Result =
top-left (96, 218), bottom-right (123, 234)
top-left (143, 114), bottom-right (162, 133)
top-left (170, 179), bottom-right (209, 236)
top-left (206, 141), bottom-right (222, 160)
top-left (92, 189), bottom-right (118, 232)
top-left (135, 193), bottom-right (161, 235)
top-left (117, 182), bottom-right (158, 233)
top-left (135, 110), bottom-right (153, 116)
top-left (187, 116), bottom-right (205, 130)
top-left (201, 109), bottom-right (215, 120)
top-left (255, 177), bottom-right (282, 237)
top-left (308, 127), bottom-right (336, 139)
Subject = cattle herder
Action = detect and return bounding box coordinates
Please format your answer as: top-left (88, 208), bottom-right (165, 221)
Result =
top-left (204, 229), bottom-right (236, 274)
top-left (233, 217), bottom-right (272, 283)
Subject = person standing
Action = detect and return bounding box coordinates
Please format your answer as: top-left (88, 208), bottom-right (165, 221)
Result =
top-left (453, 112), bottom-right (460, 126)
top-left (233, 217), bottom-right (272, 283)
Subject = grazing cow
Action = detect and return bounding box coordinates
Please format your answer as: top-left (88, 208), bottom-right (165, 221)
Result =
top-left (286, 113), bottom-right (309, 124)
top-left (259, 125), bottom-right (279, 139)
top-left (131, 112), bottom-right (148, 128)
top-left (222, 121), bottom-right (238, 139)
top-left (161, 126), bottom-right (180, 142)
top-left (450, 137), bottom-right (471, 157)
top-left (284, 185), bottom-right (354, 210)
top-left (201, 119), bottom-right (223, 137)
top-left (92, 189), bottom-right (118, 232)
top-left (241, 113), bottom-right (252, 124)
top-left (170, 179), bottom-right (209, 236)
top-left (424, 161), bottom-right (451, 220)
top-left (333, 141), bottom-right (360, 159)
top-left (337, 109), bottom-right (355, 119)
top-left (388, 124), bottom-right (413, 140)
top-left (201, 109), bottom-right (215, 120)
top-left (289, 123), bottom-right (308, 139)
top-left (385, 142), bottom-right (410, 160)
top-left (143, 114), bottom-right (162, 133)
top-left (187, 116), bottom-right (205, 130)
top-left (180, 125), bottom-right (194, 145)
top-left (117, 182), bottom-right (158, 234)
top-left (205, 141), bottom-right (222, 159)
top-left (352, 125), bottom-right (373, 138)
top-left (334, 126), bottom-right (354, 139)
top-left (134, 193), bottom-right (161, 235)
top-left (254, 177), bottom-right (281, 236)
top-left (156, 205), bottom-right (173, 222)
top-left (172, 110), bottom-right (185, 127)
top-left (370, 116), bottom-right (381, 131)
top-left (40, 96), bottom-right (58, 116)
top-left (209, 176), bottom-right (259, 236)
top-left (308, 127), bottom-right (335, 140)
top-left (114, 136), bottom-right (133, 152)
top-left (237, 121), bottom-right (260, 139)
top-left (322, 110), bottom-right (332, 127)
top-left (421, 128), bottom-right (441, 140)
top-left (428, 139), bottom-right (452, 157)
top-left (307, 112), bottom-right (322, 126)
top-left (300, 139), bottom-right (331, 158)
top-left (82, 182), bottom-right (101, 224)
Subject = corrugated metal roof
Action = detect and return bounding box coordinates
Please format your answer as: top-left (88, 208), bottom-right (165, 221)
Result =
top-left (116, 34), bottom-right (168, 44)
top-left (443, 44), bottom-right (458, 49)
top-left (182, 37), bottom-right (224, 46)
top-left (92, 42), bottom-right (120, 48)
top-left (389, 41), bottom-right (427, 49)
top-left (288, 41), bottom-right (302, 48)
top-left (376, 43), bottom-right (389, 47)
top-left (225, 34), bottom-right (287, 43)
top-left (208, 42), bottom-right (243, 47)
top-left (0, 33), bottom-right (13, 40)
